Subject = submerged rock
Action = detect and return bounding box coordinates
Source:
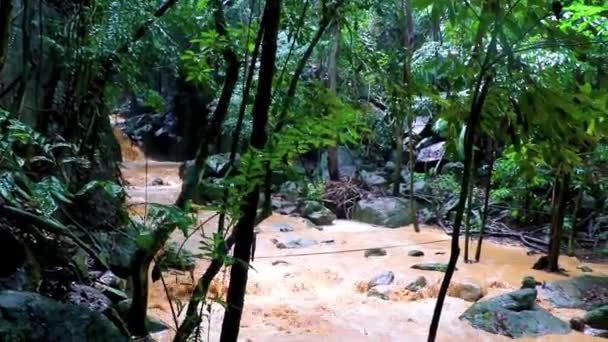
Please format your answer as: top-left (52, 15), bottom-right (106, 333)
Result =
top-left (271, 237), bottom-right (318, 249)
top-left (301, 201), bottom-right (336, 226)
top-left (411, 262), bottom-right (452, 273)
top-left (460, 288), bottom-right (571, 338)
top-left (405, 276), bottom-right (427, 292)
top-left (368, 285), bottom-right (391, 300)
top-left (540, 275), bottom-right (608, 310)
top-left (352, 197), bottom-right (416, 228)
top-left (368, 271), bottom-right (395, 288)
top-left (364, 248), bottom-right (387, 258)
top-left (269, 222), bottom-right (294, 233)
top-left (578, 265), bottom-right (594, 273)
top-left (0, 290), bottom-right (127, 341)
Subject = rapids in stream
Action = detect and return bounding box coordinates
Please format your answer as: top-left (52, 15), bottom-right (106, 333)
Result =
top-left (115, 127), bottom-right (608, 342)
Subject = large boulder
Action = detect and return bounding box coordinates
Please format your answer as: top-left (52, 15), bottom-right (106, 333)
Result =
top-left (0, 290), bottom-right (128, 341)
top-left (319, 146), bottom-right (358, 179)
top-left (360, 170), bottom-right (387, 188)
top-left (583, 305), bottom-right (608, 330)
top-left (540, 275), bottom-right (608, 310)
top-left (352, 197), bottom-right (416, 228)
top-left (301, 201), bottom-right (336, 226)
top-left (460, 288), bottom-right (571, 338)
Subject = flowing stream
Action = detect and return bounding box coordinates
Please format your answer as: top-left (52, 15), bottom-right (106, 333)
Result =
top-left (115, 127), bottom-right (608, 342)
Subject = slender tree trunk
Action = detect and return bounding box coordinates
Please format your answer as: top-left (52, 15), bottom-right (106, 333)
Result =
top-left (0, 0), bottom-right (12, 73)
top-left (403, 0), bottom-right (419, 232)
top-left (547, 174), bottom-right (570, 272)
top-left (428, 75), bottom-right (493, 342)
top-left (219, 1), bottom-right (281, 340)
top-left (392, 116), bottom-right (404, 196)
top-left (475, 154), bottom-right (494, 262)
top-left (463, 147), bottom-right (476, 262)
top-left (567, 184), bottom-right (583, 256)
top-left (175, 0), bottom-right (241, 209)
top-left (327, 21), bottom-right (340, 181)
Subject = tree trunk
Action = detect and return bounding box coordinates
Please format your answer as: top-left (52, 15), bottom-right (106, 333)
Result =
top-left (428, 75), bottom-right (493, 342)
top-left (327, 21), bottom-right (340, 181)
top-left (0, 0), bottom-right (12, 72)
top-left (547, 174), bottom-right (570, 272)
top-left (392, 116), bottom-right (403, 196)
top-left (219, 1), bottom-right (281, 340)
top-left (567, 184), bottom-right (583, 256)
top-left (175, 0), bottom-right (241, 209)
top-left (403, 0), bottom-right (419, 232)
top-left (463, 147), bottom-right (476, 262)
top-left (475, 155), bottom-right (494, 262)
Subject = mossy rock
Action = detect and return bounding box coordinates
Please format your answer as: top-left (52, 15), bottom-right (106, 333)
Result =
top-left (411, 262), bottom-right (452, 273)
top-left (540, 275), bottom-right (608, 310)
top-left (460, 289), bottom-right (571, 338)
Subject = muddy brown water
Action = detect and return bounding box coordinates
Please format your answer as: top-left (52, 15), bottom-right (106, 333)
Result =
top-left (117, 131), bottom-right (607, 342)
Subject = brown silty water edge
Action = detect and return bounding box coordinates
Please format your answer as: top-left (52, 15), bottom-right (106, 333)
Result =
top-left (116, 128), bottom-right (607, 342)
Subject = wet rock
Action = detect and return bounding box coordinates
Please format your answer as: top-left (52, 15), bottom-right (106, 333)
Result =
top-left (532, 255), bottom-right (549, 270)
top-left (205, 153), bottom-right (238, 177)
top-left (270, 223), bottom-right (294, 233)
top-left (115, 299), bottom-right (169, 334)
top-left (321, 239), bottom-right (335, 244)
top-left (364, 248), bottom-right (387, 258)
top-left (460, 288), bottom-right (571, 338)
top-left (406, 276), bottom-right (427, 291)
top-left (360, 170), bottom-right (387, 187)
top-left (0, 290), bottom-right (127, 341)
top-left (570, 317), bottom-right (586, 331)
top-left (521, 276), bottom-right (540, 289)
top-left (98, 271), bottom-right (127, 292)
top-left (584, 305), bottom-right (608, 330)
top-left (411, 262), bottom-right (452, 273)
top-left (352, 197), bottom-right (416, 228)
top-left (271, 237), bottom-right (318, 249)
top-left (150, 177), bottom-right (165, 186)
top-left (449, 281), bottom-right (484, 302)
top-left (384, 161), bottom-right (396, 173)
top-left (368, 271), bottom-right (395, 288)
top-left (578, 265), bottom-right (594, 273)
top-left (301, 201), bottom-right (336, 226)
top-left (368, 285), bottom-right (391, 300)
top-left (272, 260), bottom-right (289, 266)
top-left (68, 284), bottom-right (112, 313)
top-left (279, 181), bottom-right (303, 201)
top-left (435, 251), bottom-right (446, 255)
top-left (271, 196), bottom-right (298, 215)
top-left (540, 275), bottom-right (608, 310)
top-left (408, 250), bottom-right (424, 257)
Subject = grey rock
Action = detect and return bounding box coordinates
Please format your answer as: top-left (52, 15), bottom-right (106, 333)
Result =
top-left (98, 271), bottom-right (127, 292)
top-left (449, 281), bottom-right (484, 302)
top-left (352, 197), bottom-right (417, 228)
top-left (301, 201), bottom-right (336, 226)
top-left (320, 146), bottom-right (357, 179)
top-left (150, 177), bottom-right (165, 186)
top-left (578, 265), bottom-right (594, 273)
top-left (0, 290), bottom-right (127, 341)
top-left (406, 276), bottom-right (427, 292)
top-left (205, 153), bottom-right (239, 177)
top-left (360, 170), bottom-right (387, 187)
top-left (68, 284), bottom-right (112, 313)
top-left (460, 288), bottom-right (571, 338)
top-left (368, 271), bottom-right (395, 288)
top-left (540, 275), bottom-right (608, 310)
top-left (384, 161), bottom-right (396, 173)
top-left (279, 181), bottom-right (303, 201)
